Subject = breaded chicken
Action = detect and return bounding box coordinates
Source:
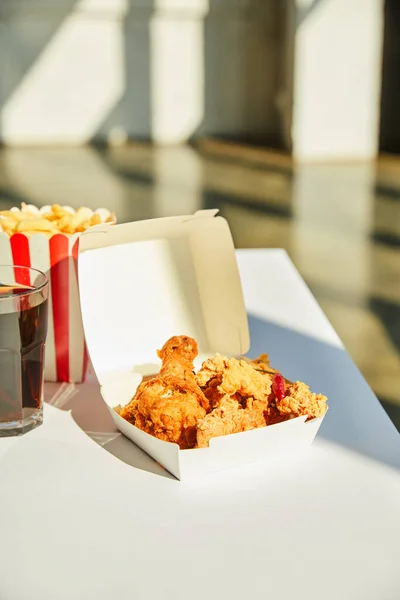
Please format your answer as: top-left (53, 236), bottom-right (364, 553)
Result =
top-left (119, 336), bottom-right (329, 450)
top-left (265, 379), bottom-right (327, 425)
top-left (119, 336), bottom-right (208, 449)
top-left (276, 381), bottom-right (328, 420)
top-left (196, 355), bottom-right (272, 407)
top-left (194, 354), bottom-right (273, 446)
top-left (196, 396), bottom-right (266, 448)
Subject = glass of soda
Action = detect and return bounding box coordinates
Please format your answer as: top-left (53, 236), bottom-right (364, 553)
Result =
top-left (0, 265), bottom-right (49, 436)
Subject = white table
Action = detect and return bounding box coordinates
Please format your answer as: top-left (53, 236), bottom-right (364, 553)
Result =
top-left (1, 250), bottom-right (399, 600)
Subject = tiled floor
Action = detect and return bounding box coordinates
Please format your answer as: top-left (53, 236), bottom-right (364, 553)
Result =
top-left (0, 142), bottom-right (399, 430)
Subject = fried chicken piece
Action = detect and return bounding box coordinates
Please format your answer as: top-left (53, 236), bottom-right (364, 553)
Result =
top-left (276, 381), bottom-right (328, 420)
top-left (264, 373), bottom-right (328, 424)
top-left (264, 380), bottom-right (328, 425)
top-left (196, 355), bottom-right (272, 408)
top-left (120, 336), bottom-right (328, 449)
top-left (194, 354), bottom-right (273, 446)
top-left (196, 396), bottom-right (267, 448)
top-left (119, 336), bottom-right (208, 449)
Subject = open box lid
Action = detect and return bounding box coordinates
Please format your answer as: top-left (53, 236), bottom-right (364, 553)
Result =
top-left (78, 210), bottom-right (250, 385)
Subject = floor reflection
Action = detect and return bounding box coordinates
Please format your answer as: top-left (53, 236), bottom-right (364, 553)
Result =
top-left (0, 142), bottom-right (399, 430)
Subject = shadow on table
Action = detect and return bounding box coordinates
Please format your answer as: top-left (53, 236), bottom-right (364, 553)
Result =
top-left (44, 380), bottom-right (176, 480)
top-left (247, 314), bottom-right (400, 472)
top-left (102, 435), bottom-right (176, 480)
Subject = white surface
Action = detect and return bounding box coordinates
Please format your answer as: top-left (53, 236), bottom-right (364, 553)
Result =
top-left (0, 249), bottom-right (399, 600)
top-left (292, 0), bottom-right (383, 160)
top-left (1, 7), bottom-right (125, 144)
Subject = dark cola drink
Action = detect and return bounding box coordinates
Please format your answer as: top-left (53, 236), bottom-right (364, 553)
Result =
top-left (0, 267), bottom-right (49, 436)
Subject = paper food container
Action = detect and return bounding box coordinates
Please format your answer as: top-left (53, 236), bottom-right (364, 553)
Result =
top-left (78, 210), bottom-right (324, 480)
top-left (0, 206), bottom-right (113, 383)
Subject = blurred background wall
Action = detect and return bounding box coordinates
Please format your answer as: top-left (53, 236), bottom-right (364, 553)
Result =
top-left (0, 0), bottom-right (287, 147)
top-left (292, 0), bottom-right (383, 161)
top-left (0, 0), bottom-right (389, 161)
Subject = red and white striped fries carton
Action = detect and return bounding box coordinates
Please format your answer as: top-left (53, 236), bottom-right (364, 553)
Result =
top-left (0, 231), bottom-right (88, 382)
top-left (0, 205), bottom-right (115, 383)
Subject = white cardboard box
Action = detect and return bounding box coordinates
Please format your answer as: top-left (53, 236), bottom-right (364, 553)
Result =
top-left (78, 210), bottom-right (324, 480)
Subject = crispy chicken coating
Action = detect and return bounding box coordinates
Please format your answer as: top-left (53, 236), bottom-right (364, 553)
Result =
top-left (277, 381), bottom-right (328, 420)
top-left (265, 380), bottom-right (328, 425)
top-left (119, 336), bottom-right (208, 449)
top-left (195, 354), bottom-right (273, 446)
top-left (196, 355), bottom-right (272, 407)
top-left (196, 396), bottom-right (266, 448)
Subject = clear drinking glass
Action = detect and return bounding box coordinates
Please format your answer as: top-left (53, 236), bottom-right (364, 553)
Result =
top-left (0, 265), bottom-right (49, 436)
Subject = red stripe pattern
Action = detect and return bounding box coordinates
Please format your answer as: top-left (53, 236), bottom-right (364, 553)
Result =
top-left (50, 234), bottom-right (70, 382)
top-left (11, 234), bottom-right (31, 286)
top-left (9, 233), bottom-right (88, 383)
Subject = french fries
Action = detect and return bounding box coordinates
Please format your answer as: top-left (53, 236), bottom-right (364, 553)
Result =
top-left (0, 203), bottom-right (116, 237)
